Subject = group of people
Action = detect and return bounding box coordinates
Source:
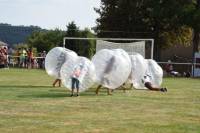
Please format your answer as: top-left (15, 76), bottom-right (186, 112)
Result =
top-left (15, 48), bottom-right (46, 69)
top-left (53, 66), bottom-right (168, 97)
top-left (0, 46), bottom-right (48, 69)
top-left (53, 63), bottom-right (87, 97)
top-left (95, 74), bottom-right (168, 96)
top-left (0, 47), bottom-right (47, 69)
top-left (164, 60), bottom-right (191, 77)
top-left (16, 48), bottom-right (32, 68)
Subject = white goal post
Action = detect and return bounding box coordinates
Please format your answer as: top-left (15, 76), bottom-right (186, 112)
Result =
top-left (63, 37), bottom-right (154, 59)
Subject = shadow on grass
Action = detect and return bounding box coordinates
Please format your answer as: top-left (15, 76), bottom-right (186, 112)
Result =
top-left (18, 92), bottom-right (105, 98)
top-left (18, 93), bottom-right (69, 98)
top-left (49, 89), bottom-right (68, 92)
top-left (49, 89), bottom-right (99, 96)
top-left (0, 85), bottom-right (52, 89)
top-left (1, 85), bottom-right (124, 98)
top-left (17, 89), bottom-right (97, 98)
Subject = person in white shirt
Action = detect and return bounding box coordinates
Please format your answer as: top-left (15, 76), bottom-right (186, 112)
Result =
top-left (142, 75), bottom-right (167, 92)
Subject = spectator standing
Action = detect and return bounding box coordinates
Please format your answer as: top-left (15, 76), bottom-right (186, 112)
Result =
top-left (27, 48), bottom-right (34, 69)
top-left (8, 47), bottom-right (14, 65)
top-left (41, 51), bottom-right (46, 69)
top-left (16, 48), bottom-right (21, 67)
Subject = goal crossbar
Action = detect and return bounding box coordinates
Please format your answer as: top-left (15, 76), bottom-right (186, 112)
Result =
top-left (63, 37), bottom-right (154, 59)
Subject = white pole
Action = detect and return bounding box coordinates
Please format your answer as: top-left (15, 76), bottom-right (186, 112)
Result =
top-left (63, 38), bottom-right (66, 48)
top-left (151, 39), bottom-right (154, 59)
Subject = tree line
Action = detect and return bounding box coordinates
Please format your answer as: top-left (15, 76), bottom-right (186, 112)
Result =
top-left (3, 1), bottom-right (200, 60)
top-left (26, 22), bottom-right (96, 58)
top-left (95, 0), bottom-right (200, 60)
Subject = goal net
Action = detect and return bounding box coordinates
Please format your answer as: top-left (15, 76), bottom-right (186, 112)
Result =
top-left (96, 40), bottom-right (146, 57)
top-left (63, 37), bottom-right (154, 59)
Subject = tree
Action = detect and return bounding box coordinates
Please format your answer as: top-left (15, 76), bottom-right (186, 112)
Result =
top-left (65, 21), bottom-right (80, 54)
top-left (79, 28), bottom-right (96, 58)
top-left (95, 0), bottom-right (194, 60)
top-left (65, 21), bottom-right (96, 58)
top-left (175, 0), bottom-right (200, 63)
top-left (27, 29), bottom-right (65, 52)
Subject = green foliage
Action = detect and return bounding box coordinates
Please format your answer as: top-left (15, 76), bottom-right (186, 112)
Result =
top-left (27, 29), bottom-right (65, 52)
top-left (95, 0), bottom-right (196, 59)
top-left (160, 26), bottom-right (193, 48)
top-left (65, 21), bottom-right (81, 53)
top-left (14, 43), bottom-right (29, 49)
top-left (65, 22), bottom-right (96, 58)
top-left (26, 21), bottom-right (96, 58)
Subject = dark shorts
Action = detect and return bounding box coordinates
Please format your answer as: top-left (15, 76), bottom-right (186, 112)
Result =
top-left (71, 78), bottom-right (79, 89)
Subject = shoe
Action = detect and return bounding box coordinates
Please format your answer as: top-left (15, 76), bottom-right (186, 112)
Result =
top-left (70, 94), bottom-right (73, 97)
top-left (76, 94), bottom-right (79, 97)
top-left (164, 88), bottom-right (167, 92)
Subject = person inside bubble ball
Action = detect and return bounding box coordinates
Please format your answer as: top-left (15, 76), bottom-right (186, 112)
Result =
top-left (53, 78), bottom-right (61, 87)
top-left (52, 70), bottom-right (61, 87)
top-left (95, 56), bottom-right (116, 95)
top-left (142, 75), bottom-right (167, 92)
top-left (70, 63), bottom-right (85, 97)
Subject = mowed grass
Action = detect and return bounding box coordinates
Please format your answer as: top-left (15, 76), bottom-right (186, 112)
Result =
top-left (0, 69), bottom-right (200, 133)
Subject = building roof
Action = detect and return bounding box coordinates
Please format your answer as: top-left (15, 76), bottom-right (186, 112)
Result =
top-left (0, 41), bottom-right (8, 46)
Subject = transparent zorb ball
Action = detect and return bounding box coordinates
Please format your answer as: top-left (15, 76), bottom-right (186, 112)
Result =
top-left (60, 56), bottom-right (96, 92)
top-left (92, 49), bottom-right (131, 89)
top-left (129, 53), bottom-right (148, 89)
top-left (45, 47), bottom-right (78, 79)
top-left (145, 59), bottom-right (163, 87)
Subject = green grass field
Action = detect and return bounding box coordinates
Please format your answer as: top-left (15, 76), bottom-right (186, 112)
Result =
top-left (0, 68), bottom-right (200, 133)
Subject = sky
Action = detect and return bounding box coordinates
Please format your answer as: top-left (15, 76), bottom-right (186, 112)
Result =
top-left (0, 0), bottom-right (101, 30)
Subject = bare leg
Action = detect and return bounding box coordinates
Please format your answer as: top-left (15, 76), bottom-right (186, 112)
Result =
top-left (149, 86), bottom-right (161, 91)
top-left (107, 88), bottom-right (112, 95)
top-left (77, 88), bottom-right (79, 96)
top-left (53, 79), bottom-right (60, 87)
top-left (95, 85), bottom-right (102, 95)
top-left (122, 84), bottom-right (126, 93)
top-left (123, 87), bottom-right (126, 93)
top-left (129, 83), bottom-right (133, 89)
top-left (58, 79), bottom-right (61, 87)
top-left (145, 82), bottom-right (166, 92)
top-left (71, 88), bottom-right (74, 96)
top-left (119, 83), bottom-right (126, 93)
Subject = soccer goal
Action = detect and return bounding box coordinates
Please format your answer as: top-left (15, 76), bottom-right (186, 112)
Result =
top-left (63, 37), bottom-right (154, 59)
